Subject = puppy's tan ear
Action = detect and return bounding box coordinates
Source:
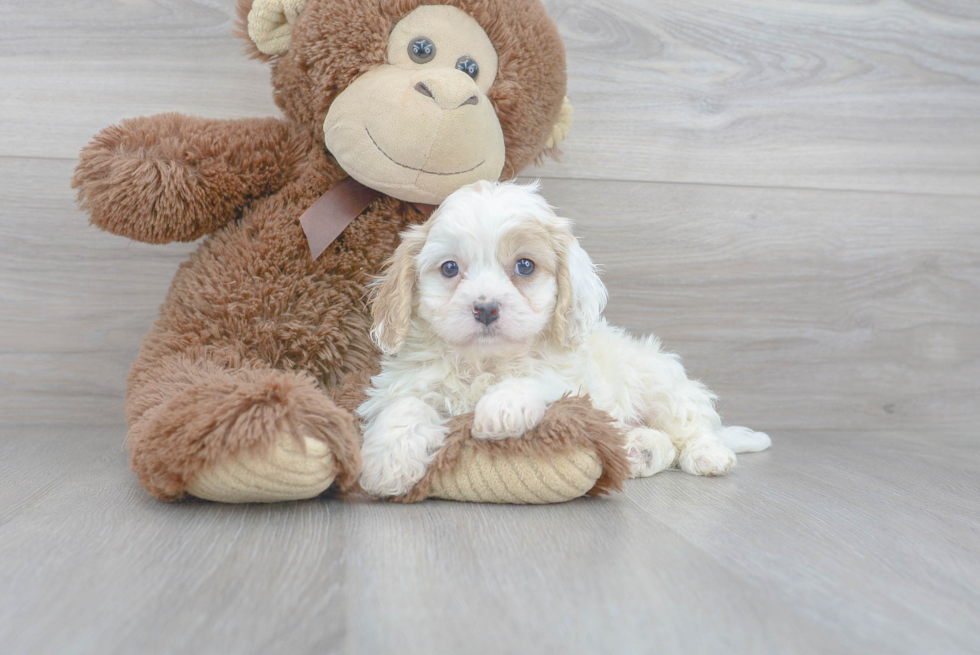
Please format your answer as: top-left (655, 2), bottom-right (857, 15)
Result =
top-left (551, 232), bottom-right (607, 347)
top-left (370, 226), bottom-right (428, 355)
top-left (551, 241), bottom-right (575, 346)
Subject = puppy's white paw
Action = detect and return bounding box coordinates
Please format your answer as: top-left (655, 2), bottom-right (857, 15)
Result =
top-left (625, 427), bottom-right (678, 478)
top-left (473, 388), bottom-right (547, 440)
top-left (359, 439), bottom-right (430, 498)
top-left (359, 399), bottom-right (446, 497)
top-left (678, 438), bottom-right (737, 476)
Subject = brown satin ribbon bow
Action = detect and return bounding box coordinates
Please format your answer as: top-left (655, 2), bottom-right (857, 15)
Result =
top-left (299, 176), bottom-right (437, 260)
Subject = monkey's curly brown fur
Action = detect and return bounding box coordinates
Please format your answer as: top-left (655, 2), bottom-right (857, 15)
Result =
top-left (72, 0), bottom-right (627, 502)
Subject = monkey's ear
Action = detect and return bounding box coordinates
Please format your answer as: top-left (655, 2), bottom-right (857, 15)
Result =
top-left (240, 0), bottom-right (306, 57)
top-left (544, 97), bottom-right (574, 150)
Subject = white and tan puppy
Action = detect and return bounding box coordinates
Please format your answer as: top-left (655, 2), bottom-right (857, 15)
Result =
top-left (357, 181), bottom-right (770, 497)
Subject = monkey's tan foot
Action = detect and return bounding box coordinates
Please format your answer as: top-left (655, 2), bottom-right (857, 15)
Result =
top-left (396, 396), bottom-right (629, 504)
top-left (127, 359), bottom-right (361, 502)
top-left (427, 443), bottom-right (603, 504)
top-left (187, 432), bottom-right (337, 503)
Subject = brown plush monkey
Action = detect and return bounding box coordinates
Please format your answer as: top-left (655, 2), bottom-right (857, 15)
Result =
top-left (72, 0), bottom-right (627, 504)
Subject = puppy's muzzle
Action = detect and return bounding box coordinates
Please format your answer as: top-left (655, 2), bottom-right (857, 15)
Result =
top-left (473, 301), bottom-right (500, 326)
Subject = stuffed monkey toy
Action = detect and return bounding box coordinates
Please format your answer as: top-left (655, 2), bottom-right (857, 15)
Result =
top-left (72, 0), bottom-right (628, 504)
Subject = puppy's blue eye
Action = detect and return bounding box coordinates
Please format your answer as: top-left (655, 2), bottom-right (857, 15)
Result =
top-left (441, 261), bottom-right (459, 278)
top-left (515, 259), bottom-right (535, 276)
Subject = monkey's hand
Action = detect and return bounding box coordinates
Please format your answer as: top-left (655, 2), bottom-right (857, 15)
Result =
top-left (72, 114), bottom-right (303, 244)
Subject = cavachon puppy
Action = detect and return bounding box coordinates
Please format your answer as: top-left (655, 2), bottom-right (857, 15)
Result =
top-left (357, 181), bottom-right (771, 497)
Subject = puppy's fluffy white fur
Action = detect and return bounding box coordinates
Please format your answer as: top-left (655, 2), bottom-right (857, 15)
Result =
top-left (357, 181), bottom-right (770, 497)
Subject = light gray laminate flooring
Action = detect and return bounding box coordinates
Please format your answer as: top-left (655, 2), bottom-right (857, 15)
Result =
top-left (0, 425), bottom-right (977, 654)
top-left (1, 1), bottom-right (978, 653)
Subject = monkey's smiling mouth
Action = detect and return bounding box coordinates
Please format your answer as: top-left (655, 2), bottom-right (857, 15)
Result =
top-left (365, 128), bottom-right (485, 176)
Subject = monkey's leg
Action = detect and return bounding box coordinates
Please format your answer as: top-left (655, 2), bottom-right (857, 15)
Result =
top-left (126, 352), bottom-right (361, 503)
top-left (397, 396), bottom-right (629, 504)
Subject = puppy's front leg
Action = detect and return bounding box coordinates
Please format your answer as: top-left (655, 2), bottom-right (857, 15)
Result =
top-left (359, 398), bottom-right (448, 497)
top-left (473, 378), bottom-right (554, 440)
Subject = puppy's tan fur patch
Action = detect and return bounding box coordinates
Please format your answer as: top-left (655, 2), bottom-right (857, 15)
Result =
top-left (370, 220), bottom-right (433, 354)
top-left (497, 223), bottom-right (559, 276)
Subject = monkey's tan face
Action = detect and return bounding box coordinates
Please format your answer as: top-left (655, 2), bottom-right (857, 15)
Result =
top-left (323, 5), bottom-right (505, 204)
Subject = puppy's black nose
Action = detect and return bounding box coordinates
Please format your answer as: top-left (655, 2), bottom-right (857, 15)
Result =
top-left (473, 302), bottom-right (500, 326)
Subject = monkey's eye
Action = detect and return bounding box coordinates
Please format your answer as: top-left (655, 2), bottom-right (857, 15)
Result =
top-left (455, 56), bottom-right (479, 80)
top-left (441, 261), bottom-right (459, 278)
top-left (515, 259), bottom-right (535, 277)
top-left (409, 37), bottom-right (436, 64)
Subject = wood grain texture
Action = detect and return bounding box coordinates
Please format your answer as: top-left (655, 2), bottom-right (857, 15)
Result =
top-left (0, 1), bottom-right (279, 161)
top-left (2, 2), bottom-right (979, 652)
top-left (3, 157), bottom-right (977, 431)
top-left (0, 157), bottom-right (195, 425)
top-left (535, 177), bottom-right (980, 433)
top-left (2, 1), bottom-right (978, 194)
top-left (0, 426), bottom-right (349, 655)
top-left (1, 425), bottom-right (977, 654)
top-left (529, 0), bottom-right (980, 194)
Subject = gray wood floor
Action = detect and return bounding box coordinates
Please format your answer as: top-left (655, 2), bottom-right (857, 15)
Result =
top-left (1, 425), bottom-right (977, 654)
top-left (1, 1), bottom-right (979, 653)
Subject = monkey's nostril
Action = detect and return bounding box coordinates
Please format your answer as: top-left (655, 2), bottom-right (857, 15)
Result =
top-left (414, 82), bottom-right (435, 99)
top-left (459, 95), bottom-right (479, 107)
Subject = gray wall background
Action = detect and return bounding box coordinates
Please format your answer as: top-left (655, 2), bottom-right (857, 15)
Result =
top-left (1, 0), bottom-right (978, 433)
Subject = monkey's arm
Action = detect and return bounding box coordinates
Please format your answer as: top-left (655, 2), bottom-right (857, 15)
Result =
top-left (72, 113), bottom-right (303, 244)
